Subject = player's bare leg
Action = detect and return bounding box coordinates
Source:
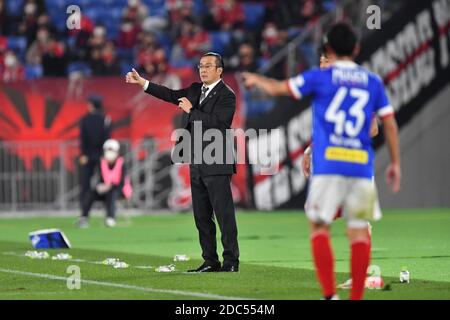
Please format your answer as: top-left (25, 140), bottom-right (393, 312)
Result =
top-left (310, 221), bottom-right (338, 300)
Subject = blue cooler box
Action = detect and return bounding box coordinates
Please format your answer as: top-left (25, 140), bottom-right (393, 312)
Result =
top-left (29, 229), bottom-right (72, 249)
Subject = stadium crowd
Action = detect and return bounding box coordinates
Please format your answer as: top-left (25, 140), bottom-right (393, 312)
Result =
top-left (0, 0), bottom-right (333, 83)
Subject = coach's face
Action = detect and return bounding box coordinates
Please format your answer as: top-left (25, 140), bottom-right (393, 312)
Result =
top-left (198, 56), bottom-right (222, 85)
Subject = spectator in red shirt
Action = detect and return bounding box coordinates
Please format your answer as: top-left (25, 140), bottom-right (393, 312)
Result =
top-left (210, 0), bottom-right (244, 31)
top-left (122, 0), bottom-right (149, 26)
top-left (1, 49), bottom-right (25, 82)
top-left (173, 16), bottom-right (211, 63)
top-left (167, 0), bottom-right (194, 23)
top-left (117, 17), bottom-right (141, 49)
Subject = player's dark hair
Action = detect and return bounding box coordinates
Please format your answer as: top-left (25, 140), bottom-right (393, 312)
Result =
top-left (323, 23), bottom-right (358, 57)
top-left (317, 42), bottom-right (327, 58)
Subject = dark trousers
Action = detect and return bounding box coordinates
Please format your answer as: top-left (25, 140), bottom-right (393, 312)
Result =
top-left (79, 159), bottom-right (98, 205)
top-left (81, 188), bottom-right (119, 218)
top-left (190, 165), bottom-right (239, 266)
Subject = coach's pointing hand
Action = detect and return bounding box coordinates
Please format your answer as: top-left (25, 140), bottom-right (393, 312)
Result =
top-left (126, 68), bottom-right (146, 87)
top-left (178, 97), bottom-right (193, 114)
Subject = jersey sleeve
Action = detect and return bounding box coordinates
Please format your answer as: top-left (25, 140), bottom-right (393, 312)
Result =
top-left (287, 69), bottom-right (318, 100)
top-left (374, 80), bottom-right (395, 119)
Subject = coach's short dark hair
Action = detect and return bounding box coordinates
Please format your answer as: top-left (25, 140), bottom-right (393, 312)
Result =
top-left (202, 52), bottom-right (224, 69)
top-left (323, 23), bottom-right (358, 57)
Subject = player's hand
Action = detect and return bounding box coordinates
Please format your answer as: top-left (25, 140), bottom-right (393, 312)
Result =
top-left (79, 155), bottom-right (88, 165)
top-left (125, 68), bottom-right (145, 86)
top-left (178, 97), bottom-right (193, 113)
top-left (370, 117), bottom-right (379, 137)
top-left (386, 163), bottom-right (401, 193)
top-left (241, 72), bottom-right (259, 89)
top-left (302, 153), bottom-right (311, 178)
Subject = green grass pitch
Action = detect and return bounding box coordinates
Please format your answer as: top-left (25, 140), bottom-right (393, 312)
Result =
top-left (0, 209), bottom-right (449, 299)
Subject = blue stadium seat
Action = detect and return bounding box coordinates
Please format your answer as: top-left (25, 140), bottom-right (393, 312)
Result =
top-left (79, 0), bottom-right (92, 7)
top-left (192, 0), bottom-right (207, 16)
top-left (25, 65), bottom-right (43, 80)
top-left (6, 0), bottom-right (25, 17)
top-left (7, 36), bottom-right (27, 60)
top-left (109, 0), bottom-right (128, 6)
top-left (51, 0), bottom-right (86, 10)
top-left (116, 48), bottom-right (134, 63)
top-left (53, 14), bottom-right (70, 33)
top-left (120, 61), bottom-right (134, 76)
top-left (154, 31), bottom-right (172, 54)
top-left (47, 5), bottom-right (61, 16)
top-left (109, 7), bottom-right (124, 20)
top-left (210, 31), bottom-right (231, 56)
top-left (170, 59), bottom-right (194, 69)
top-left (322, 0), bottom-right (337, 12)
top-left (67, 62), bottom-right (91, 75)
top-left (143, 0), bottom-right (167, 17)
top-left (107, 28), bottom-right (120, 41)
top-left (83, 7), bottom-right (99, 22)
top-left (95, 10), bottom-right (111, 25)
top-left (49, 0), bottom-right (82, 7)
top-left (66, 36), bottom-right (77, 49)
top-left (242, 3), bottom-right (265, 30)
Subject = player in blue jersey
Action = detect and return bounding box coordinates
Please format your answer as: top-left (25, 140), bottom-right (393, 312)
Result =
top-left (302, 47), bottom-right (381, 291)
top-left (242, 23), bottom-right (401, 300)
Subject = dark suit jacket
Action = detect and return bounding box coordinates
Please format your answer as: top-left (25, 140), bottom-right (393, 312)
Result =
top-left (144, 79), bottom-right (237, 176)
top-left (79, 111), bottom-right (111, 161)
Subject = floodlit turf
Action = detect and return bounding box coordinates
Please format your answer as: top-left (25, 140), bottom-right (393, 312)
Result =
top-left (0, 209), bottom-right (449, 299)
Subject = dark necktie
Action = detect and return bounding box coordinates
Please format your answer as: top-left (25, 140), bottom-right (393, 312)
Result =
top-left (199, 86), bottom-right (209, 104)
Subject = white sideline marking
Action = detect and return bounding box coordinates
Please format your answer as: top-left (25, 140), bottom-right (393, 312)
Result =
top-left (0, 268), bottom-right (251, 300)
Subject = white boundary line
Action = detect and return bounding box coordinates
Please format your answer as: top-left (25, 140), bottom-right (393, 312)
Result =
top-left (0, 268), bottom-right (251, 300)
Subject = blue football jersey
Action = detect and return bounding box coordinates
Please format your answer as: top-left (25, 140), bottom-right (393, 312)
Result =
top-left (288, 61), bottom-right (394, 178)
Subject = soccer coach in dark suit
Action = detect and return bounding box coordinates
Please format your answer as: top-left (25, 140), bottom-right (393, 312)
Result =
top-left (126, 52), bottom-right (239, 272)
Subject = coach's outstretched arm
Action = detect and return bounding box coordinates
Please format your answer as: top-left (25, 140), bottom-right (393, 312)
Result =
top-left (126, 68), bottom-right (189, 105)
top-left (241, 72), bottom-right (290, 97)
top-left (382, 115), bottom-right (401, 193)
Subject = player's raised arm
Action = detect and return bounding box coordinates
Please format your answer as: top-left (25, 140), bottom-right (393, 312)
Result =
top-left (381, 115), bottom-right (401, 193)
top-left (241, 72), bottom-right (290, 97)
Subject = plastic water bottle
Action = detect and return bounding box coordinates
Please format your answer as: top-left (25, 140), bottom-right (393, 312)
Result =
top-left (113, 261), bottom-right (129, 269)
top-left (400, 267), bottom-right (410, 283)
top-left (52, 253), bottom-right (72, 260)
top-left (173, 254), bottom-right (190, 262)
top-left (155, 264), bottom-right (176, 272)
top-left (25, 251), bottom-right (49, 259)
top-left (102, 258), bottom-right (120, 265)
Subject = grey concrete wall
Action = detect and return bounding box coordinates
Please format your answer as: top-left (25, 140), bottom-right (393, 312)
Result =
top-left (375, 84), bottom-right (450, 208)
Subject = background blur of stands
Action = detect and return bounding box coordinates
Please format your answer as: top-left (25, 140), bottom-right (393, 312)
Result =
top-left (0, 140), bottom-right (160, 212)
top-left (0, 0), bottom-right (402, 84)
top-left (1, 0), bottom-right (449, 214)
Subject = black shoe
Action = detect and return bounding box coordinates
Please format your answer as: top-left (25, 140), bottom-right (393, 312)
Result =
top-left (219, 264), bottom-right (239, 272)
top-left (187, 263), bottom-right (221, 273)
